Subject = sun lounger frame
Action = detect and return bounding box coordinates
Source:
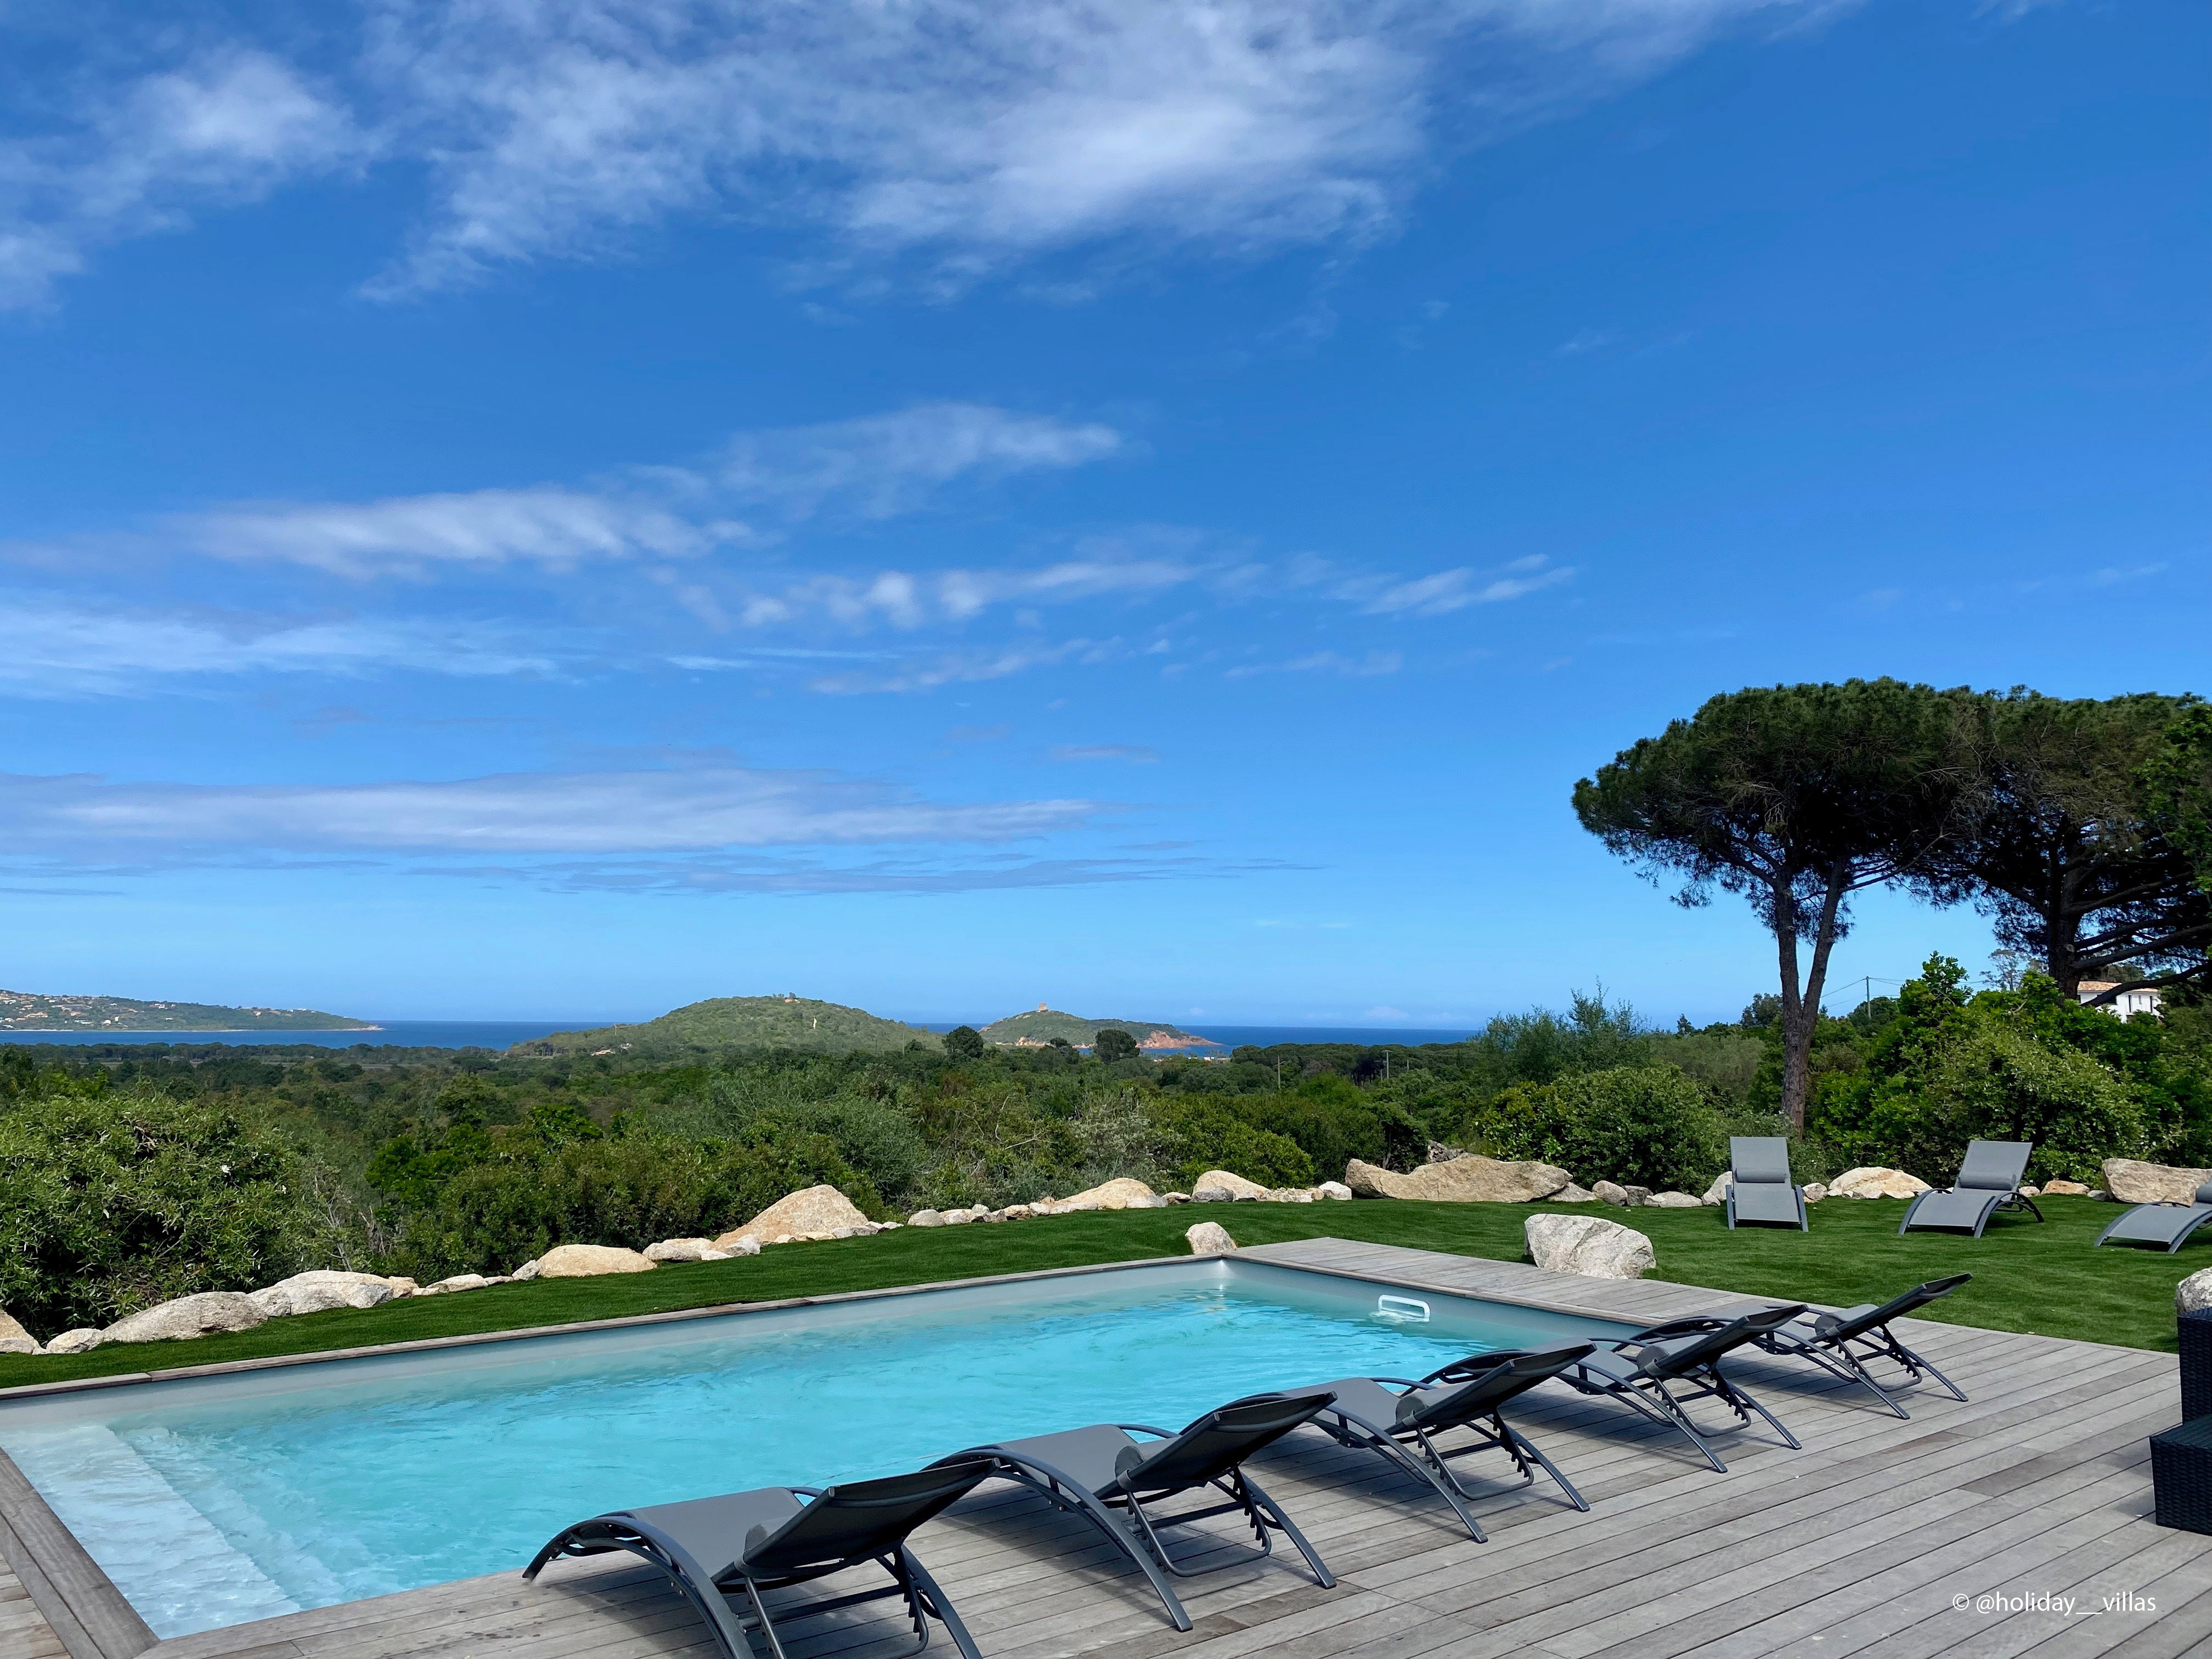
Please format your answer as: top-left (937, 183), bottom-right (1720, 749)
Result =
top-left (1751, 1274), bottom-right (1972, 1418)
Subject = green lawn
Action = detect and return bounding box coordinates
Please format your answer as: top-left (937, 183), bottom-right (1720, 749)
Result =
top-left (1, 1194), bottom-right (2192, 1392)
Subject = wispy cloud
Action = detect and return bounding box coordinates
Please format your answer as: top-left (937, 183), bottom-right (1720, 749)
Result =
top-left (1226, 648), bottom-right (1401, 678)
top-left (809, 639), bottom-right (1124, 695)
top-left (740, 554), bottom-right (1192, 630)
top-left (0, 765), bottom-right (1103, 856)
top-left (0, 49), bottom-right (361, 310)
top-left (0, 595), bottom-right (554, 696)
top-left (20, 404), bottom-right (1121, 582)
top-left (417, 850), bottom-right (1283, 896)
top-left (719, 404), bottom-right (1124, 520)
top-left (182, 487), bottom-right (744, 579)
top-left (1342, 555), bottom-right (1574, 616)
top-left (7, 3), bottom-right (1850, 307)
top-left (2087, 563), bottom-right (2168, 586)
top-left (1050, 744), bottom-right (1158, 764)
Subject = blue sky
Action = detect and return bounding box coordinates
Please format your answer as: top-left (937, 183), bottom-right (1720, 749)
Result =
top-left (0, 0), bottom-right (2203, 1028)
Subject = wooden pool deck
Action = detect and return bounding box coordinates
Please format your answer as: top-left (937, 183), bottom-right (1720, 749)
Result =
top-left (3, 1237), bottom-right (2207, 1659)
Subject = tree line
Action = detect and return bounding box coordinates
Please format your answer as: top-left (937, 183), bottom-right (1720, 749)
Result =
top-left (1576, 682), bottom-right (2212, 1128)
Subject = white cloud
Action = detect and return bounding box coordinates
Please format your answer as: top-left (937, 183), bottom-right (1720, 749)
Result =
top-left (182, 487), bottom-right (744, 578)
top-left (1225, 648), bottom-right (1401, 678)
top-left (4, 3), bottom-right (1844, 306)
top-left (809, 638), bottom-right (1123, 695)
top-left (55, 403), bottom-right (1120, 580)
top-left (742, 552), bottom-right (1192, 630)
top-left (356, 0), bottom-right (1838, 297)
top-left (1346, 555), bottom-right (1574, 616)
top-left (0, 49), bottom-right (360, 309)
top-left (0, 765), bottom-right (1100, 855)
top-left (0, 595), bottom-right (552, 696)
top-left (1050, 744), bottom-right (1158, 763)
top-left (719, 404), bottom-right (1124, 520)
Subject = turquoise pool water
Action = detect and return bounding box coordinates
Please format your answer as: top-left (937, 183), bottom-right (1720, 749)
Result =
top-left (0, 1262), bottom-right (1615, 1638)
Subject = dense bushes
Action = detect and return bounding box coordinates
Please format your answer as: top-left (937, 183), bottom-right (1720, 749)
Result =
top-left (0, 1090), bottom-right (330, 1334)
top-left (1474, 1065), bottom-right (1729, 1193)
top-left (7, 965), bottom-right (2210, 1337)
top-left (1809, 956), bottom-right (2177, 1182)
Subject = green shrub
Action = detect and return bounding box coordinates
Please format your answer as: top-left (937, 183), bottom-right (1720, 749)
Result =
top-left (1811, 956), bottom-right (2162, 1182)
top-left (0, 1091), bottom-right (327, 1336)
top-left (381, 1122), bottom-right (881, 1280)
top-left (1154, 1098), bottom-right (1316, 1190)
top-left (1475, 1064), bottom-right (1728, 1193)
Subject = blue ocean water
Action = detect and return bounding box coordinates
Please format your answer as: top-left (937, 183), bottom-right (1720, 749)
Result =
top-left (0, 1020), bottom-right (1473, 1053)
top-left (0, 1272), bottom-right (1601, 1637)
top-left (921, 1023), bottom-right (1478, 1050)
top-left (0, 1020), bottom-right (601, 1051)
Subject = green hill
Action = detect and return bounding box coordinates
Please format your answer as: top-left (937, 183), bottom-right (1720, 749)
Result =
top-left (513, 996), bottom-right (940, 1057)
top-left (978, 1007), bottom-right (1217, 1049)
top-left (0, 990), bottom-right (375, 1032)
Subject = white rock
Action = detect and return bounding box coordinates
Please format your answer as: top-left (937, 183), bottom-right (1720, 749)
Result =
top-left (1057, 1177), bottom-right (1161, 1211)
top-left (383, 1278), bottom-right (419, 1297)
top-left (719, 1186), bottom-right (871, 1249)
top-left (2042, 1180), bottom-right (2090, 1196)
top-left (1316, 1181), bottom-right (1353, 1201)
top-left (1551, 1184), bottom-right (1598, 1203)
top-left (942, 1210), bottom-right (972, 1226)
top-left (421, 1273), bottom-right (492, 1296)
top-left (43, 1328), bottom-right (103, 1356)
top-left (2104, 1160), bottom-right (2210, 1204)
top-left (909, 1210), bottom-right (946, 1227)
top-left (1193, 1170), bottom-right (1271, 1200)
top-left (1646, 1191), bottom-right (1701, 1209)
top-left (1523, 1215), bottom-right (1656, 1280)
top-left (1163, 1192), bottom-right (1193, 1204)
top-left (1000, 1205), bottom-right (1034, 1220)
top-left (2017, 1185), bottom-right (2041, 1199)
top-left (724, 1235), bottom-right (762, 1256)
top-left (1803, 1183), bottom-right (1827, 1204)
top-left (2179, 1267), bottom-right (2212, 1316)
top-left (1701, 1173), bottom-right (1730, 1206)
top-left (103, 1291), bottom-right (267, 1345)
top-left (511, 1260), bottom-right (542, 1280)
top-left (2088, 1189), bottom-right (2110, 1201)
top-left (1591, 1180), bottom-right (1632, 1206)
top-left (644, 1238), bottom-right (717, 1263)
top-left (532, 1244), bottom-right (656, 1278)
top-left (1185, 1221), bottom-right (1239, 1256)
top-left (1192, 1186), bottom-right (1233, 1203)
top-left (1346, 1155), bottom-right (1573, 1204)
top-left (249, 1270), bottom-right (397, 1318)
top-left (1128, 1194), bottom-right (1171, 1209)
top-left (1830, 1167), bottom-right (1932, 1200)
top-left (0, 1310), bottom-right (40, 1355)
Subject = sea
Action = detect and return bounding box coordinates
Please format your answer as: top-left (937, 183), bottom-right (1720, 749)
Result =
top-left (0, 1020), bottom-right (1476, 1053)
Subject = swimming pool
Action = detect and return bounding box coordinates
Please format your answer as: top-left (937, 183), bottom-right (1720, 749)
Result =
top-left (0, 1259), bottom-right (1629, 1639)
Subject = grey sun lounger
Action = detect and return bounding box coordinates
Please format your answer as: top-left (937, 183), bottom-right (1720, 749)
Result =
top-left (524, 1457), bottom-right (996, 1659)
top-left (1751, 1274), bottom-right (1972, 1418)
top-left (1898, 1140), bottom-right (2043, 1237)
top-left (1559, 1304), bottom-right (1807, 1472)
top-left (1725, 1136), bottom-right (1808, 1229)
top-left (2097, 1181), bottom-right (2212, 1254)
top-left (935, 1391), bottom-right (1336, 1632)
top-left (1295, 1343), bottom-right (1594, 1541)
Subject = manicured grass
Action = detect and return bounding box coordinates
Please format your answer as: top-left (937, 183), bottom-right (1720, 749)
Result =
top-left (1, 1194), bottom-right (2194, 1392)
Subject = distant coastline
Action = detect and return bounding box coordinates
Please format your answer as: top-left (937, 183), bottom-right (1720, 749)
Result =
top-left (0, 988), bottom-right (379, 1034)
